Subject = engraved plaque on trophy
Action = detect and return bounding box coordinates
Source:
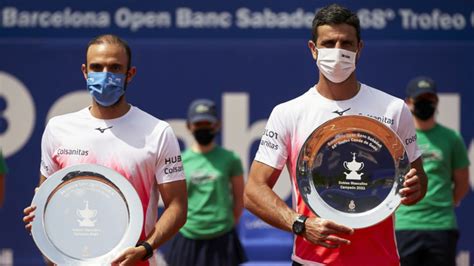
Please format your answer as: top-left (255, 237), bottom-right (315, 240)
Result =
top-left (296, 115), bottom-right (410, 228)
top-left (31, 164), bottom-right (143, 265)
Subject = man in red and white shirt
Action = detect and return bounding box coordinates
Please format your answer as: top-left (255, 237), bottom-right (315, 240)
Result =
top-left (244, 4), bottom-right (427, 266)
top-left (23, 34), bottom-right (187, 266)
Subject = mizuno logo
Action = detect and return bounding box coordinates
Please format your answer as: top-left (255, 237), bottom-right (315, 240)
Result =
top-left (95, 126), bottom-right (113, 133)
top-left (333, 108), bottom-right (351, 116)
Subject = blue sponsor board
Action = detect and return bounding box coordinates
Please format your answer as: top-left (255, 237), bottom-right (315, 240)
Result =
top-left (1, 0), bottom-right (474, 40)
top-left (0, 1), bottom-right (473, 265)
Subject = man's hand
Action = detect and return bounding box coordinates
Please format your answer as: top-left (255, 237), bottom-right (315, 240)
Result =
top-left (400, 168), bottom-right (423, 205)
top-left (23, 187), bottom-right (40, 232)
top-left (304, 217), bottom-right (353, 248)
top-left (23, 205), bottom-right (36, 232)
top-left (111, 246), bottom-right (147, 266)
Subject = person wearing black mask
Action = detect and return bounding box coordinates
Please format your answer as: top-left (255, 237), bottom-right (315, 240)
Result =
top-left (165, 99), bottom-right (247, 266)
top-left (395, 76), bottom-right (471, 266)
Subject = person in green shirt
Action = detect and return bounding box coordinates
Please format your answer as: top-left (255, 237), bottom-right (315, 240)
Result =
top-left (0, 150), bottom-right (8, 208)
top-left (395, 76), bottom-right (471, 266)
top-left (165, 99), bottom-right (247, 266)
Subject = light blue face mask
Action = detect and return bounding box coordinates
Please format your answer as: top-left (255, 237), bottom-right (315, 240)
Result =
top-left (86, 72), bottom-right (126, 107)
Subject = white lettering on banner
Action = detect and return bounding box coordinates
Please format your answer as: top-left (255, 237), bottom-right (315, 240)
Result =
top-left (1, 7), bottom-right (474, 32)
top-left (358, 8), bottom-right (395, 29)
top-left (222, 93), bottom-right (292, 201)
top-left (235, 8), bottom-right (313, 29)
top-left (115, 7), bottom-right (171, 32)
top-left (0, 249), bottom-right (13, 266)
top-left (0, 71), bottom-right (471, 195)
top-left (472, 11), bottom-right (474, 27)
top-left (46, 91), bottom-right (91, 122)
top-left (1, 7), bottom-right (109, 28)
top-left (456, 250), bottom-right (470, 266)
top-left (399, 9), bottom-right (466, 30)
top-left (176, 8), bottom-right (232, 29)
top-left (0, 72), bottom-right (35, 157)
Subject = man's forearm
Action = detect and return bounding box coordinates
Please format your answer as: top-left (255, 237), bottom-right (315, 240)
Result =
top-left (453, 183), bottom-right (469, 206)
top-left (244, 181), bottom-right (296, 232)
top-left (147, 202), bottom-right (186, 249)
top-left (452, 168), bottom-right (470, 206)
top-left (233, 201), bottom-right (244, 224)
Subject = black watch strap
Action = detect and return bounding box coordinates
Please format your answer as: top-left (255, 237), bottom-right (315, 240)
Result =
top-left (296, 215), bottom-right (308, 225)
top-left (292, 214), bottom-right (308, 235)
top-left (136, 241), bottom-right (153, 261)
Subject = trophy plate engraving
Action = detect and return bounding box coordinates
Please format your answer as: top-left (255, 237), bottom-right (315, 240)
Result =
top-left (296, 115), bottom-right (410, 228)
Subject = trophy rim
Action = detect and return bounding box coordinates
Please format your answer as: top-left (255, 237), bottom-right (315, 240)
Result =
top-left (31, 164), bottom-right (144, 265)
top-left (297, 115), bottom-right (409, 228)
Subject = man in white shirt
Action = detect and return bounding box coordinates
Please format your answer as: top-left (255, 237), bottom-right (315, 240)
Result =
top-left (23, 34), bottom-right (187, 266)
top-left (244, 4), bottom-right (427, 266)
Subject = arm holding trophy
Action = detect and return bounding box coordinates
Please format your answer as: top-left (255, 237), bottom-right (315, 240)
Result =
top-left (112, 180), bottom-right (187, 265)
top-left (244, 161), bottom-right (354, 249)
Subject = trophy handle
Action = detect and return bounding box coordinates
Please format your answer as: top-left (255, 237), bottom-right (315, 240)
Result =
top-left (359, 162), bottom-right (364, 171)
top-left (343, 161), bottom-right (349, 170)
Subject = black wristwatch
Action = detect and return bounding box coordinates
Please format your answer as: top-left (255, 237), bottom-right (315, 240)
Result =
top-left (292, 215), bottom-right (308, 235)
top-left (136, 241), bottom-right (154, 261)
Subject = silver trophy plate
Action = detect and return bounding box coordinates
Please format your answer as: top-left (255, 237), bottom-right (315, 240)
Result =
top-left (31, 164), bottom-right (143, 265)
top-left (296, 115), bottom-right (410, 228)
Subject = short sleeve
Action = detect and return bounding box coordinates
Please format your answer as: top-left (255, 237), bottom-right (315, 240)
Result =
top-left (230, 152), bottom-right (244, 177)
top-left (452, 132), bottom-right (470, 170)
top-left (40, 121), bottom-right (60, 177)
top-left (397, 103), bottom-right (422, 163)
top-left (155, 125), bottom-right (185, 184)
top-left (254, 105), bottom-right (289, 170)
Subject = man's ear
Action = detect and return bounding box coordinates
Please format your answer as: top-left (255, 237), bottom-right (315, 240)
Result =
top-left (356, 40), bottom-right (364, 60)
top-left (125, 66), bottom-right (137, 83)
top-left (308, 40), bottom-right (318, 60)
top-left (81, 64), bottom-right (88, 80)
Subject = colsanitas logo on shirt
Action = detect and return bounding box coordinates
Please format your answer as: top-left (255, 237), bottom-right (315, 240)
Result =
top-left (164, 166), bottom-right (183, 174)
top-left (405, 135), bottom-right (417, 145)
top-left (57, 148), bottom-right (89, 156)
top-left (358, 113), bottom-right (394, 125)
top-left (260, 139), bottom-right (279, 150)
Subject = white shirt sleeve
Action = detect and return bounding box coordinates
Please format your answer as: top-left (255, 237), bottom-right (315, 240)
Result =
top-left (397, 103), bottom-right (422, 163)
top-left (40, 121), bottom-right (60, 177)
top-left (254, 105), bottom-right (289, 170)
top-left (155, 125), bottom-right (185, 184)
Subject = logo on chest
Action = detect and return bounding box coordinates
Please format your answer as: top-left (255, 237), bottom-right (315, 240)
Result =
top-left (190, 171), bottom-right (218, 185)
top-left (333, 108), bottom-right (351, 116)
top-left (95, 126), bottom-right (113, 133)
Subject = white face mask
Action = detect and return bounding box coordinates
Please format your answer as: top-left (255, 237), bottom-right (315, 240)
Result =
top-left (316, 48), bottom-right (357, 83)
